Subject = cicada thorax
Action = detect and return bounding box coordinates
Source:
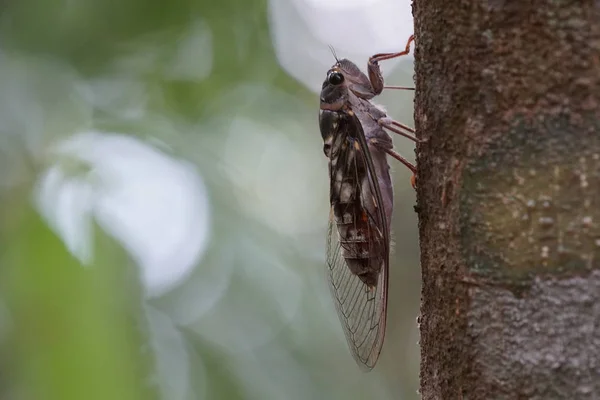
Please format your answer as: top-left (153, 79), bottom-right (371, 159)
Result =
top-left (321, 109), bottom-right (387, 287)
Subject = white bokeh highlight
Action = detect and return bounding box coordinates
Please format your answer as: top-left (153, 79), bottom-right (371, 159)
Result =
top-left (35, 131), bottom-right (211, 298)
top-left (268, 0), bottom-right (414, 91)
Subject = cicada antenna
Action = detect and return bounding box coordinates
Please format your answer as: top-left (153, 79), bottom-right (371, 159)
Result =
top-left (328, 45), bottom-right (340, 63)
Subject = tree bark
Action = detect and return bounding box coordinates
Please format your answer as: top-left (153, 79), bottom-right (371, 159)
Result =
top-left (413, 1), bottom-right (600, 399)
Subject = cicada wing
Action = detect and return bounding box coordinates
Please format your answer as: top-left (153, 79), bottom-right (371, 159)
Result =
top-left (326, 215), bottom-right (388, 370)
top-left (325, 112), bottom-right (390, 370)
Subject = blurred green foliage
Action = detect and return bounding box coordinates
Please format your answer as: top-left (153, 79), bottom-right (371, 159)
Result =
top-left (1, 195), bottom-right (155, 399)
top-left (0, 0), bottom-right (421, 399)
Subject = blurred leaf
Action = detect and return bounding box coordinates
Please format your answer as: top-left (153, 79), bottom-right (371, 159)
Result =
top-left (0, 193), bottom-right (156, 400)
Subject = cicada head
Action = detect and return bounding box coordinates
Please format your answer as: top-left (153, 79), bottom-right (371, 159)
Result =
top-left (322, 56), bottom-right (376, 103)
top-left (319, 67), bottom-right (350, 112)
top-left (319, 62), bottom-right (353, 158)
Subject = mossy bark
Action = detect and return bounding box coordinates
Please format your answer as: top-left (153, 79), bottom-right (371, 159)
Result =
top-left (413, 1), bottom-right (600, 398)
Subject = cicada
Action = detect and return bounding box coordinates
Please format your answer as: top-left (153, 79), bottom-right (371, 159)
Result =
top-left (319, 35), bottom-right (418, 370)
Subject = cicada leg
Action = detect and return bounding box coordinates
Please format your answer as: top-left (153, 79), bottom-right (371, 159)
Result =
top-left (370, 138), bottom-right (418, 189)
top-left (367, 35), bottom-right (415, 95)
top-left (377, 117), bottom-right (427, 143)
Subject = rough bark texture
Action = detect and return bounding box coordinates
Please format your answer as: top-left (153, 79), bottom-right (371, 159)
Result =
top-left (413, 1), bottom-right (600, 399)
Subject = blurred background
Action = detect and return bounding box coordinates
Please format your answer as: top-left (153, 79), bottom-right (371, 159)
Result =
top-left (0, 0), bottom-right (420, 399)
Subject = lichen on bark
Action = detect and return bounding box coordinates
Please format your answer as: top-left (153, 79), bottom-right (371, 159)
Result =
top-left (461, 114), bottom-right (600, 286)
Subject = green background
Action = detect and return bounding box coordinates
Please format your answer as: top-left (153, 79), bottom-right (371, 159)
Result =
top-left (0, 0), bottom-right (421, 399)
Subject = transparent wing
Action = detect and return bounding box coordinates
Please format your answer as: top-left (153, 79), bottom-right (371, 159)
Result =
top-left (326, 112), bottom-right (390, 370)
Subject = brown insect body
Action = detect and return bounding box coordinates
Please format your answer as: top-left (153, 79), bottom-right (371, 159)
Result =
top-left (318, 36), bottom-right (416, 370)
top-left (323, 82), bottom-right (393, 287)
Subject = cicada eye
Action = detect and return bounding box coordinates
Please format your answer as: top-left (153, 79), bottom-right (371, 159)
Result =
top-left (327, 71), bottom-right (344, 85)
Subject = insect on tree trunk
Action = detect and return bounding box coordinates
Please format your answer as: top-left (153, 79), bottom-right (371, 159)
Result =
top-left (413, 1), bottom-right (600, 398)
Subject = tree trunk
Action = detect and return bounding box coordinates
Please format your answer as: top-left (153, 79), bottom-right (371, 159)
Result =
top-left (413, 1), bottom-right (600, 398)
